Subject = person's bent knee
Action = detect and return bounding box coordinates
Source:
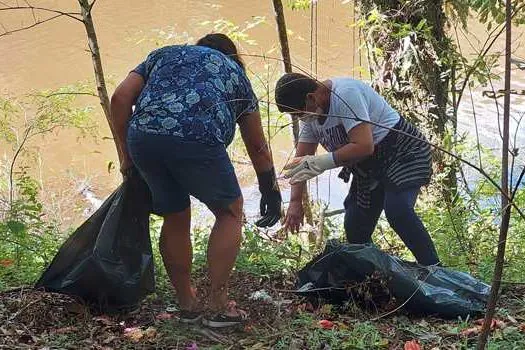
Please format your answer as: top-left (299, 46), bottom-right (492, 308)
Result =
top-left (210, 195), bottom-right (243, 220)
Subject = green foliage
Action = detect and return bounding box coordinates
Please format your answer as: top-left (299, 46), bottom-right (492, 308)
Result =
top-left (287, 0), bottom-right (311, 11)
top-left (199, 17), bottom-right (266, 46)
top-left (356, 0), bottom-right (452, 138)
top-left (446, 0), bottom-right (525, 29)
top-left (0, 84), bottom-right (97, 289)
top-left (0, 169), bottom-right (62, 288)
top-left (236, 226), bottom-right (308, 276)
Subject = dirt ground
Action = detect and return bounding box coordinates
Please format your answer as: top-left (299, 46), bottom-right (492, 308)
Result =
top-left (1, 271), bottom-right (524, 349)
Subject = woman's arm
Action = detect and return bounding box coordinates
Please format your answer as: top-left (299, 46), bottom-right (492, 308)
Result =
top-left (238, 111), bottom-right (282, 227)
top-left (333, 122), bottom-right (374, 165)
top-left (110, 72), bottom-right (145, 173)
top-left (237, 111), bottom-right (273, 173)
top-left (283, 122), bottom-right (373, 184)
top-left (288, 141), bottom-right (318, 202)
top-left (284, 141), bottom-right (317, 233)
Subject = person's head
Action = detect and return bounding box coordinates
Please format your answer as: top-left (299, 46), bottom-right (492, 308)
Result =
top-left (196, 33), bottom-right (245, 71)
top-left (275, 73), bottom-right (328, 119)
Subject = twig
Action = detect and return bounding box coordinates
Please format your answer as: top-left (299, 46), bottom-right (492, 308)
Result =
top-left (0, 13), bottom-right (63, 38)
top-left (0, 5), bottom-right (83, 22)
top-left (371, 265), bottom-right (437, 321)
top-left (325, 209), bottom-right (345, 217)
top-left (477, 0), bottom-right (514, 347)
top-left (40, 92), bottom-right (98, 98)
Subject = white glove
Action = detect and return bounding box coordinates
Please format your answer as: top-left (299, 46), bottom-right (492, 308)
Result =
top-left (284, 153), bottom-right (337, 184)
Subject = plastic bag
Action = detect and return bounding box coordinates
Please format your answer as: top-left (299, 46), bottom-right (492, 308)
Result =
top-left (296, 240), bottom-right (490, 318)
top-left (35, 170), bottom-right (155, 313)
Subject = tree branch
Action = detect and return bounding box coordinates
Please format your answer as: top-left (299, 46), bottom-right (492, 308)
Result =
top-left (0, 13), bottom-right (62, 38)
top-left (0, 5), bottom-right (83, 22)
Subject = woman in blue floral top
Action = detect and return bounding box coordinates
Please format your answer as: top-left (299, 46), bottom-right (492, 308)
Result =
top-left (110, 33), bottom-right (281, 327)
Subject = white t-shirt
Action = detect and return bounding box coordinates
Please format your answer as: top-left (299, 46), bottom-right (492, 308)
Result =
top-left (298, 78), bottom-right (400, 152)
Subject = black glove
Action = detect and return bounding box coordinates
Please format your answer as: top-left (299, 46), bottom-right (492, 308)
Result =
top-left (255, 167), bottom-right (282, 227)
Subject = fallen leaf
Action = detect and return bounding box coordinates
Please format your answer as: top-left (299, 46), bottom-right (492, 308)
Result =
top-left (474, 318), bottom-right (506, 329)
top-left (460, 326), bottom-right (480, 337)
top-left (461, 318), bottom-right (508, 337)
top-left (318, 320), bottom-right (335, 329)
top-left (297, 302), bottom-right (315, 312)
top-left (519, 323), bottom-right (525, 333)
top-left (185, 342), bottom-right (198, 350)
top-left (124, 327), bottom-right (144, 342)
top-left (404, 340), bottom-right (421, 350)
top-left (156, 312), bottom-right (173, 320)
top-left (53, 326), bottom-right (77, 334)
top-left (144, 327), bottom-right (157, 339)
top-left (0, 259), bottom-right (13, 267)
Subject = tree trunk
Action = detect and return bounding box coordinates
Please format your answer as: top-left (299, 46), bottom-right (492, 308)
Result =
top-left (427, 0), bottom-right (457, 201)
top-left (271, 0), bottom-right (298, 140)
top-left (476, 0), bottom-right (513, 348)
top-left (271, 0), bottom-right (313, 225)
top-left (77, 0), bottom-right (119, 158)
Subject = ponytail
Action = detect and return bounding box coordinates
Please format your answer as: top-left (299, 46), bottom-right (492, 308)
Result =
top-left (196, 33), bottom-right (245, 72)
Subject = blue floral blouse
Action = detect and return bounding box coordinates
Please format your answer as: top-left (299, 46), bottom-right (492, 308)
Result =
top-left (129, 45), bottom-right (258, 146)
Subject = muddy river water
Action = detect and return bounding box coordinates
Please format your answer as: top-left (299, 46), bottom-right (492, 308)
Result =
top-left (0, 0), bottom-right (523, 226)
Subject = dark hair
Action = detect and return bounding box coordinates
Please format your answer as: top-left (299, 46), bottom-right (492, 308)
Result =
top-left (196, 33), bottom-right (245, 71)
top-left (275, 73), bottom-right (318, 113)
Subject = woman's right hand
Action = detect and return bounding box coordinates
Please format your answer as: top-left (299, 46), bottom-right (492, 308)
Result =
top-left (284, 199), bottom-right (304, 234)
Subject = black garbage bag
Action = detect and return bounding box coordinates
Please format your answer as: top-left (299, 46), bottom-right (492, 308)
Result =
top-left (296, 240), bottom-right (490, 318)
top-left (35, 170), bottom-right (155, 313)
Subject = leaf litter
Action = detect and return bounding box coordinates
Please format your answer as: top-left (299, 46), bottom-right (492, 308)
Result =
top-left (1, 273), bottom-right (525, 349)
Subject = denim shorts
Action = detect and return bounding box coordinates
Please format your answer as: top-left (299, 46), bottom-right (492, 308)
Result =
top-left (127, 127), bottom-right (241, 215)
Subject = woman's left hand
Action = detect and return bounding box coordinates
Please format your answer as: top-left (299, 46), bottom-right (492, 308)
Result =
top-left (120, 156), bottom-right (134, 176)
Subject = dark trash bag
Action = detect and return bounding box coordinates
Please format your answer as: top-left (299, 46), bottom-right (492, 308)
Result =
top-left (35, 170), bottom-right (155, 313)
top-left (296, 240), bottom-right (490, 318)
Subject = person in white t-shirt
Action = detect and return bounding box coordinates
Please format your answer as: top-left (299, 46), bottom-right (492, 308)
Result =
top-left (275, 72), bottom-right (440, 266)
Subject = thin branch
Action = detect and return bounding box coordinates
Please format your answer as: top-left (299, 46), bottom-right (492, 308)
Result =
top-left (455, 25), bottom-right (484, 169)
top-left (456, 2), bottom-right (525, 109)
top-left (0, 13), bottom-right (62, 38)
top-left (89, 0), bottom-right (97, 12)
top-left (0, 5), bottom-right (83, 22)
top-left (511, 166), bottom-right (525, 200)
top-left (477, 0), bottom-right (514, 346)
top-left (39, 92), bottom-right (98, 98)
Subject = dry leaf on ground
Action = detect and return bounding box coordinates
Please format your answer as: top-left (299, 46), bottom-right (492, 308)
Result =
top-left (404, 339), bottom-right (422, 350)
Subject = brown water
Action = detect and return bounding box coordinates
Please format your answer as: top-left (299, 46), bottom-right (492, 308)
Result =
top-left (0, 0), bottom-right (524, 225)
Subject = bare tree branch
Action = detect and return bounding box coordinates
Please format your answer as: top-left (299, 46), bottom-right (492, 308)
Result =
top-left (88, 0), bottom-right (97, 13)
top-left (0, 2), bottom-right (84, 38)
top-left (38, 92), bottom-right (98, 98)
top-left (0, 13), bottom-right (62, 38)
top-left (477, 0), bottom-right (514, 346)
top-left (0, 5), bottom-right (82, 20)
